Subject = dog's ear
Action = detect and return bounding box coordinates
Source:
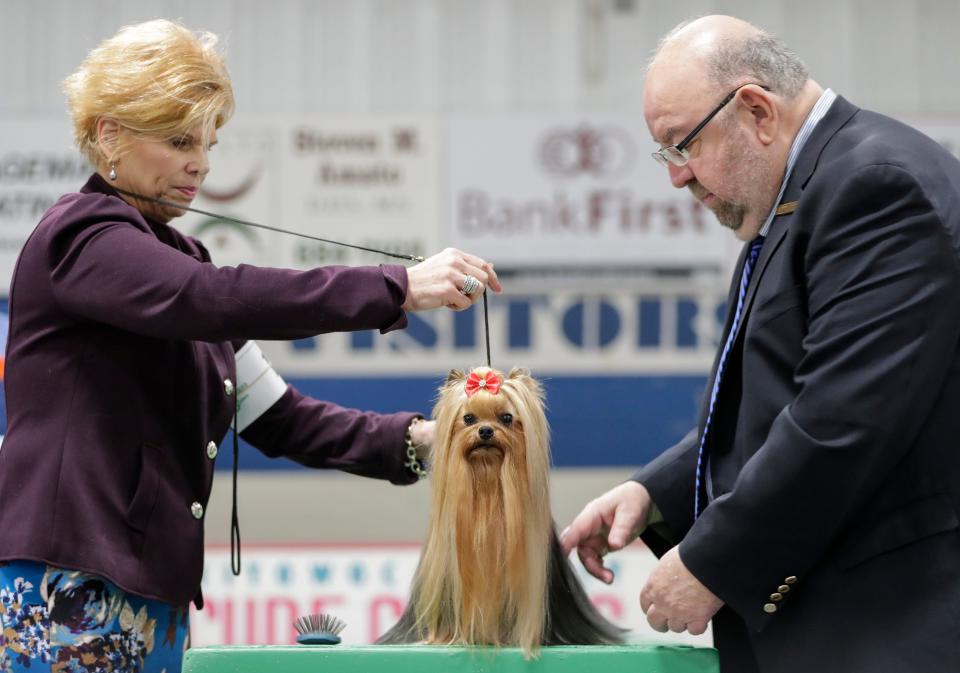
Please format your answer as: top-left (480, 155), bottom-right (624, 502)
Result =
top-left (506, 366), bottom-right (544, 401)
top-left (507, 366), bottom-right (531, 379)
top-left (446, 369), bottom-right (466, 384)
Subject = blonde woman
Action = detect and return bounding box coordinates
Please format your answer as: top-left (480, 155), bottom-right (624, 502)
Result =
top-left (0, 19), bottom-right (498, 673)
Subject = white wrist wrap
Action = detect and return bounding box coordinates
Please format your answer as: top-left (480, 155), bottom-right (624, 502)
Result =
top-left (233, 341), bottom-right (288, 432)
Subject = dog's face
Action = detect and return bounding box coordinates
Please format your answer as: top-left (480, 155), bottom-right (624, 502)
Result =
top-left (432, 366), bottom-right (548, 478)
top-left (451, 388), bottom-right (524, 463)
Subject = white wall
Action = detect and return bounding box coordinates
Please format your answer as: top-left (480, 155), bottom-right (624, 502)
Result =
top-left (3, 0), bottom-right (960, 119)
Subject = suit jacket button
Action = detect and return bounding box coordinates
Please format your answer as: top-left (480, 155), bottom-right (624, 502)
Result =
top-left (224, 379), bottom-right (234, 396)
top-left (191, 502), bottom-right (204, 519)
top-left (770, 592), bottom-right (783, 602)
top-left (784, 576), bottom-right (798, 584)
top-left (763, 603), bottom-right (778, 614)
top-left (778, 584), bottom-right (790, 593)
top-left (206, 441), bottom-right (219, 459)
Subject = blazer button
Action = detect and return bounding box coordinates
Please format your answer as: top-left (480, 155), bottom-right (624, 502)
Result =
top-left (778, 584), bottom-right (790, 593)
top-left (206, 441), bottom-right (219, 459)
top-left (224, 379), bottom-right (234, 396)
top-left (763, 603), bottom-right (778, 614)
top-left (770, 592), bottom-right (783, 602)
top-left (191, 502), bottom-right (204, 519)
top-left (784, 576), bottom-right (798, 585)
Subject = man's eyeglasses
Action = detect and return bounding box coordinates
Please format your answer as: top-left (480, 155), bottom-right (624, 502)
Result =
top-left (652, 83), bottom-right (771, 167)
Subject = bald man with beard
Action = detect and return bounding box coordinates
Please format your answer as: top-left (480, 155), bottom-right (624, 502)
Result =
top-left (562, 15), bottom-right (960, 673)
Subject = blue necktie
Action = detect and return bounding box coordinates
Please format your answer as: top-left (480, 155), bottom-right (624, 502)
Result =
top-left (694, 235), bottom-right (765, 518)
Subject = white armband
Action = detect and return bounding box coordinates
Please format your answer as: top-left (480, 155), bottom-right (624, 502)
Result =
top-left (232, 341), bottom-right (288, 432)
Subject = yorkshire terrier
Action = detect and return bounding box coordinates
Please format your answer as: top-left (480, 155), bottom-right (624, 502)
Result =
top-left (378, 366), bottom-right (624, 657)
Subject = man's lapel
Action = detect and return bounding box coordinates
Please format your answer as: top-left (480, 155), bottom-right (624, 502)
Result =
top-left (733, 96), bottom-right (861, 334)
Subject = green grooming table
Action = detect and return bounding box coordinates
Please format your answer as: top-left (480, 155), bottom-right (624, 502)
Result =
top-left (182, 644), bottom-right (718, 672)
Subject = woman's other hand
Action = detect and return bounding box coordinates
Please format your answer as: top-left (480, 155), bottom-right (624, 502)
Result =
top-left (409, 418), bottom-right (435, 463)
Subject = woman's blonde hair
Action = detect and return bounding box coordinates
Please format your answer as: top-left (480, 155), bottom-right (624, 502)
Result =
top-left (63, 19), bottom-right (235, 166)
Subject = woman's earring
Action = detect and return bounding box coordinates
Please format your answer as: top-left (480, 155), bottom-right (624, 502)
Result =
top-left (108, 163), bottom-right (117, 181)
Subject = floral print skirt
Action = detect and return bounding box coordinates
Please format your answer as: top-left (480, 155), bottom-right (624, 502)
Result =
top-left (0, 560), bottom-right (189, 673)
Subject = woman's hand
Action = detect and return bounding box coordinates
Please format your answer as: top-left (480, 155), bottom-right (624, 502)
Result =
top-left (402, 248), bottom-right (502, 312)
top-left (409, 419), bottom-right (435, 463)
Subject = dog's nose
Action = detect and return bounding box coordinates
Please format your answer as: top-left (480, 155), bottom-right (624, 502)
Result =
top-left (478, 426), bottom-right (494, 441)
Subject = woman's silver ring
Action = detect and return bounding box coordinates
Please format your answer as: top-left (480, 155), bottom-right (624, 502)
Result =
top-left (461, 274), bottom-right (482, 295)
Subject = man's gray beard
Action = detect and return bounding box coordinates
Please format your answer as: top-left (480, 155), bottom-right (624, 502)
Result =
top-left (687, 182), bottom-right (747, 230)
top-left (712, 199), bottom-right (748, 231)
top-left (692, 132), bottom-right (777, 232)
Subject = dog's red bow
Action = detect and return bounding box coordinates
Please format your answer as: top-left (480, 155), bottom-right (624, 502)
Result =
top-left (465, 370), bottom-right (501, 397)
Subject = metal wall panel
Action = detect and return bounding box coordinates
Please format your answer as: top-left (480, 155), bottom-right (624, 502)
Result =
top-left (3, 0), bottom-right (960, 118)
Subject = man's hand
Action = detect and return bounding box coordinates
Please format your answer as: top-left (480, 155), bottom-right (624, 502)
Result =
top-left (640, 546), bottom-right (723, 635)
top-left (560, 481), bottom-right (653, 584)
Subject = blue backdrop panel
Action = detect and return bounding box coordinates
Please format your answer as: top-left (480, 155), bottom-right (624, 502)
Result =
top-left (221, 375), bottom-right (706, 470)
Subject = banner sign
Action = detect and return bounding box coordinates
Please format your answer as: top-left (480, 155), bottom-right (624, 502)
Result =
top-left (260, 283), bottom-right (728, 376)
top-left (444, 116), bottom-right (731, 269)
top-left (177, 116), bottom-right (441, 271)
top-left (0, 119), bottom-right (89, 294)
top-left (4, 115), bottom-right (960, 295)
top-left (191, 544), bottom-right (711, 648)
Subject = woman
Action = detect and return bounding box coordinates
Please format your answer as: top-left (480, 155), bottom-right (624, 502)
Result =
top-left (0, 19), bottom-right (499, 673)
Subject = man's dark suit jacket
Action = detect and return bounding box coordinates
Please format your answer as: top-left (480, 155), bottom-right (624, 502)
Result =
top-left (0, 174), bottom-right (420, 608)
top-left (635, 96), bottom-right (960, 672)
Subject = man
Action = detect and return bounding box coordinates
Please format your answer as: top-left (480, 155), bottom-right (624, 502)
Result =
top-left (561, 15), bottom-right (960, 673)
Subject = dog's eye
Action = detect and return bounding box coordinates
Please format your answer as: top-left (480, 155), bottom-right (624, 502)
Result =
top-left (463, 414), bottom-right (477, 425)
top-left (499, 413), bottom-right (513, 425)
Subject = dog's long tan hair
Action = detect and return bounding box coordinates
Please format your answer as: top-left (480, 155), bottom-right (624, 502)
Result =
top-left (411, 366), bottom-right (551, 655)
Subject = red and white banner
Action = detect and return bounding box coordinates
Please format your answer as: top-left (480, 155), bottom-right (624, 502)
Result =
top-left (191, 543), bottom-right (712, 648)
